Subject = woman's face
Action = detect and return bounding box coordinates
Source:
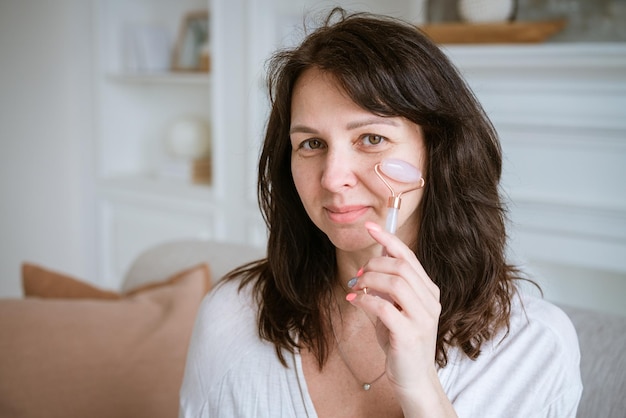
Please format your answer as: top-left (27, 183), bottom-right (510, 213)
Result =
top-left (289, 68), bottom-right (427, 253)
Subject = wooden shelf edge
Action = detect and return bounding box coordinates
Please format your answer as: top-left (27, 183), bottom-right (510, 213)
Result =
top-left (106, 72), bottom-right (210, 84)
top-left (419, 19), bottom-right (568, 44)
top-left (99, 174), bottom-right (214, 203)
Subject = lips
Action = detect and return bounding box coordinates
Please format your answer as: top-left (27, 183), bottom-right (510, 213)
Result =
top-left (325, 205), bottom-right (370, 223)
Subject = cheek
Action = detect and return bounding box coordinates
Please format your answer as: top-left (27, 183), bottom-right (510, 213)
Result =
top-left (402, 188), bottom-right (425, 224)
top-left (367, 174), bottom-right (393, 202)
top-left (396, 188), bottom-right (424, 240)
top-left (291, 158), bottom-right (316, 200)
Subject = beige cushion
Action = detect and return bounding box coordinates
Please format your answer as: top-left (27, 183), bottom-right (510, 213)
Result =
top-left (0, 263), bottom-right (211, 418)
top-left (22, 263), bottom-right (122, 299)
top-left (122, 239), bottom-right (264, 292)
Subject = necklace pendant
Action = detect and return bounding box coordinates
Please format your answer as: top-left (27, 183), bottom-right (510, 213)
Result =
top-left (363, 383), bottom-right (371, 391)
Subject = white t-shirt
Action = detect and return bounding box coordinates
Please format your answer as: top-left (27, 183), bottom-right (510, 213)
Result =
top-left (179, 279), bottom-right (582, 417)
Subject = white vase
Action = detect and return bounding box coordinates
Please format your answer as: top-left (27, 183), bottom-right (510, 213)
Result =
top-left (166, 116), bottom-right (211, 160)
top-left (458, 0), bottom-right (516, 23)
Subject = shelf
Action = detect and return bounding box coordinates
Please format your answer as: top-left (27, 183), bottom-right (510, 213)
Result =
top-left (99, 174), bottom-right (214, 204)
top-left (440, 43), bottom-right (626, 81)
top-left (106, 72), bottom-right (210, 85)
top-left (419, 19), bottom-right (567, 44)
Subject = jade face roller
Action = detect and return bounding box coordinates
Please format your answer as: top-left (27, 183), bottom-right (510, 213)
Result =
top-left (374, 158), bottom-right (425, 234)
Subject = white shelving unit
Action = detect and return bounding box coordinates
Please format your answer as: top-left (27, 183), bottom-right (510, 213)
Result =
top-left (93, 0), bottom-right (219, 286)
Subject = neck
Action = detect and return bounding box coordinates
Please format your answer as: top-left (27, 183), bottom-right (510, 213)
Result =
top-left (334, 245), bottom-right (379, 283)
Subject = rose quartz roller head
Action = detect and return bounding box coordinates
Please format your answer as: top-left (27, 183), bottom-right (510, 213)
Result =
top-left (374, 159), bottom-right (425, 234)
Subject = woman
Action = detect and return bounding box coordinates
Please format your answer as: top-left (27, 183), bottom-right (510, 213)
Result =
top-left (179, 9), bottom-right (582, 417)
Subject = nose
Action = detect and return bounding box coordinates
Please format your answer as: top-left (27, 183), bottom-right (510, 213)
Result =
top-left (320, 149), bottom-right (359, 192)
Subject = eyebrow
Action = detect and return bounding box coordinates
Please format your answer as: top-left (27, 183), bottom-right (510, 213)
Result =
top-left (346, 117), bottom-right (399, 130)
top-left (289, 116), bottom-right (399, 135)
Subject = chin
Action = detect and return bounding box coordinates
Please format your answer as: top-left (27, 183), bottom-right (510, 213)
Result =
top-left (326, 227), bottom-right (378, 253)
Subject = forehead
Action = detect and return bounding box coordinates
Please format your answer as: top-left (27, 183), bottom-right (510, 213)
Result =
top-left (290, 68), bottom-right (368, 122)
top-left (292, 68), bottom-right (343, 100)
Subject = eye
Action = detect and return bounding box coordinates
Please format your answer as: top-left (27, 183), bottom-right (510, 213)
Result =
top-left (301, 138), bottom-right (325, 150)
top-left (361, 134), bottom-right (386, 146)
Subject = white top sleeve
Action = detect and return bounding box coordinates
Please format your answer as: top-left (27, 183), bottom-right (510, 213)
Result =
top-left (438, 294), bottom-right (583, 417)
top-left (179, 280), bottom-right (582, 417)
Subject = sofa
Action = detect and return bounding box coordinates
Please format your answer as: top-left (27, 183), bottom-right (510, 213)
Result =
top-left (0, 239), bottom-right (624, 418)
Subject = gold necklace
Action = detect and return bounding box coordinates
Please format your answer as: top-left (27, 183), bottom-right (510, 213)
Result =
top-left (330, 317), bottom-right (386, 391)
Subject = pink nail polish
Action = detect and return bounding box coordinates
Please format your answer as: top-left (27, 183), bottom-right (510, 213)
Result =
top-left (356, 267), bottom-right (364, 277)
top-left (346, 293), bottom-right (357, 302)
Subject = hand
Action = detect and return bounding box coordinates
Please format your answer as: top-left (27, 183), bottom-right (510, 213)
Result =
top-left (346, 221), bottom-right (455, 417)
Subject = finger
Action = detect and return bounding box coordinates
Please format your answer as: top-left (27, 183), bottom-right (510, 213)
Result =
top-left (359, 257), bottom-right (421, 300)
top-left (364, 221), bottom-right (439, 298)
top-left (355, 270), bottom-right (439, 320)
top-left (347, 288), bottom-right (441, 354)
top-left (357, 256), bottom-right (439, 309)
top-left (345, 290), bottom-right (438, 353)
top-left (364, 221), bottom-right (416, 262)
top-left (346, 291), bottom-right (407, 330)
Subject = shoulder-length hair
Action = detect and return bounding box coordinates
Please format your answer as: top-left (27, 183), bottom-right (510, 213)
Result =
top-left (228, 8), bottom-right (522, 369)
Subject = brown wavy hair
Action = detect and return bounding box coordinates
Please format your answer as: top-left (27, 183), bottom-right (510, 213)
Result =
top-left (227, 8), bottom-right (524, 369)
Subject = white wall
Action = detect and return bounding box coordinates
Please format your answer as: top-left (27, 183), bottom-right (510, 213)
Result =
top-left (445, 44), bottom-right (626, 317)
top-left (0, 0), bottom-right (96, 297)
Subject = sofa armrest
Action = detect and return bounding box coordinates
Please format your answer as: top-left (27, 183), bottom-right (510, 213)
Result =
top-left (122, 239), bottom-right (265, 293)
top-left (558, 304), bottom-right (626, 418)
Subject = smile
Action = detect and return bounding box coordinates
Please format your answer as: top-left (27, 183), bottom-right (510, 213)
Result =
top-left (325, 206), bottom-right (370, 224)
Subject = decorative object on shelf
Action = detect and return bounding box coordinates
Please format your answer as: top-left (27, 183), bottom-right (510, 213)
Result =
top-left (458, 0), bottom-right (517, 23)
top-left (517, 0), bottom-right (626, 42)
top-left (172, 10), bottom-right (210, 72)
top-left (425, 0), bottom-right (626, 43)
top-left (419, 18), bottom-right (566, 43)
top-left (199, 42), bottom-right (210, 72)
top-left (158, 115), bottom-right (212, 185)
top-left (166, 115), bottom-right (211, 160)
top-left (122, 23), bottom-right (172, 72)
top-left (422, 0), bottom-right (566, 45)
top-left (426, 0), bottom-right (461, 23)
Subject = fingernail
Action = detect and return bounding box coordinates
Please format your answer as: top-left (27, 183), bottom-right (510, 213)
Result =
top-left (346, 293), bottom-right (357, 302)
top-left (364, 221), bottom-right (382, 232)
top-left (347, 277), bottom-right (358, 288)
top-left (356, 267), bottom-right (364, 277)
